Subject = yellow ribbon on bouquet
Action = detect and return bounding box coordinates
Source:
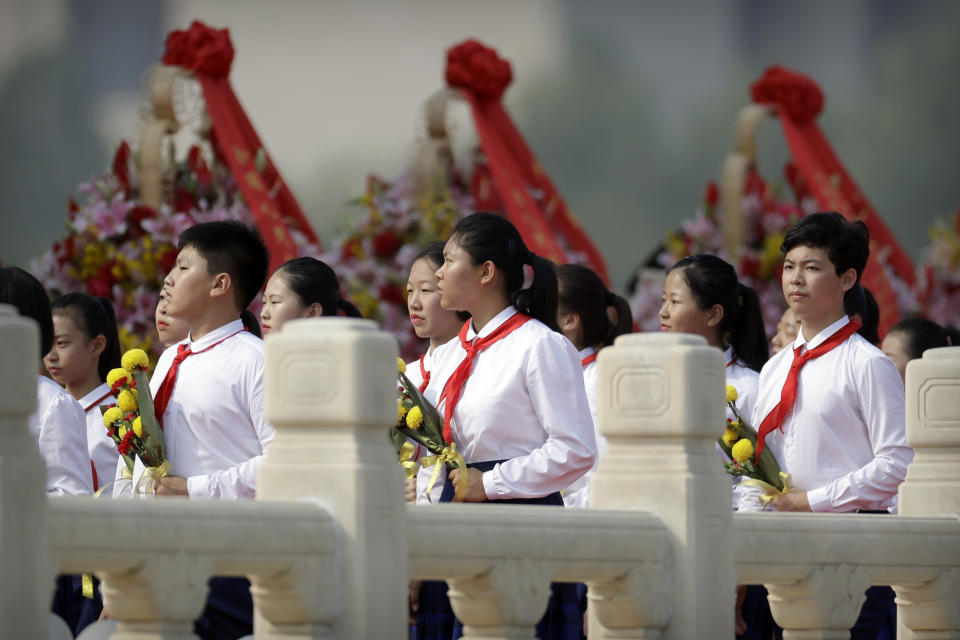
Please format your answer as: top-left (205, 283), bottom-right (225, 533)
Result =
top-left (742, 472), bottom-right (793, 506)
top-left (420, 443), bottom-right (468, 503)
top-left (135, 459), bottom-right (172, 495)
top-left (398, 442), bottom-right (419, 479)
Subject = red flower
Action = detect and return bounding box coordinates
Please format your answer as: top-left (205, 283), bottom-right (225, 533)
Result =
top-left (378, 282), bottom-right (405, 307)
top-left (750, 65), bottom-right (824, 124)
top-left (162, 21), bottom-right (234, 79)
top-left (87, 263), bottom-right (117, 298)
top-left (158, 247), bottom-right (179, 274)
top-left (54, 236), bottom-right (76, 267)
top-left (112, 142), bottom-right (131, 193)
top-left (445, 39), bottom-right (513, 101)
top-left (127, 205), bottom-right (156, 233)
top-left (187, 146), bottom-right (212, 187)
top-left (740, 254), bottom-right (760, 279)
top-left (174, 187), bottom-right (196, 213)
top-left (372, 229), bottom-right (402, 259)
top-left (117, 430), bottom-right (135, 455)
top-left (704, 181), bottom-right (719, 208)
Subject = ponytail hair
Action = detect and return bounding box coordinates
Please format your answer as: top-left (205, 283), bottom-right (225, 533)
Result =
top-left (50, 292), bottom-right (121, 381)
top-left (556, 264), bottom-right (632, 349)
top-left (240, 308), bottom-right (262, 338)
top-left (668, 254), bottom-right (769, 372)
top-left (450, 213), bottom-right (559, 331)
top-left (274, 257), bottom-right (363, 318)
top-left (843, 284), bottom-right (880, 345)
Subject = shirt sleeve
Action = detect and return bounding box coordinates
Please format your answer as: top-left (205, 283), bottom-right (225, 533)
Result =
top-left (186, 354), bottom-right (276, 499)
top-left (482, 334), bottom-right (597, 500)
top-left (39, 393), bottom-right (94, 496)
top-left (805, 354), bottom-right (913, 512)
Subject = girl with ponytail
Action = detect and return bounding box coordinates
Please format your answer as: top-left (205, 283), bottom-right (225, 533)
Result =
top-left (45, 292), bottom-right (122, 493)
top-left (659, 254), bottom-right (769, 419)
top-left (416, 213), bottom-right (596, 638)
top-left (555, 263), bottom-right (633, 508)
top-left (259, 257), bottom-right (362, 335)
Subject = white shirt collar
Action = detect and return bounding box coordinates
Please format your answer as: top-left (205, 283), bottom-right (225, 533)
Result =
top-left (465, 306), bottom-right (518, 341)
top-left (188, 318), bottom-right (246, 351)
top-left (794, 315), bottom-right (851, 351)
top-left (78, 382), bottom-right (112, 411)
top-left (578, 346), bottom-right (596, 359)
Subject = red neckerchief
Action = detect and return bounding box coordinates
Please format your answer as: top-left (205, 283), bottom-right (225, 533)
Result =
top-left (755, 319), bottom-right (862, 459)
top-left (581, 352), bottom-right (598, 368)
top-left (437, 312), bottom-right (532, 444)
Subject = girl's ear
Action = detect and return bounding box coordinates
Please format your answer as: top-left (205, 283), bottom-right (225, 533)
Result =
top-left (305, 302), bottom-right (323, 318)
top-left (89, 334), bottom-right (107, 360)
top-left (478, 260), bottom-right (497, 286)
top-left (706, 303), bottom-right (725, 328)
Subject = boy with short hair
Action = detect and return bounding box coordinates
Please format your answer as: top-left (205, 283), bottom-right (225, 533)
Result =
top-left (113, 220), bottom-right (272, 637)
top-left (741, 212), bottom-right (912, 637)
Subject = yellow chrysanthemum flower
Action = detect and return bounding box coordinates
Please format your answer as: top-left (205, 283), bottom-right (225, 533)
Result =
top-left (725, 385), bottom-right (739, 403)
top-left (722, 429), bottom-right (739, 448)
top-left (118, 424), bottom-right (128, 438)
top-left (117, 390), bottom-right (138, 413)
top-left (132, 416), bottom-right (143, 438)
top-left (397, 357), bottom-right (406, 374)
top-left (121, 348), bottom-right (150, 372)
top-left (397, 400), bottom-right (409, 421)
top-left (731, 438), bottom-right (754, 464)
top-left (406, 406), bottom-right (423, 430)
top-left (102, 407), bottom-right (122, 428)
top-left (106, 368), bottom-right (129, 389)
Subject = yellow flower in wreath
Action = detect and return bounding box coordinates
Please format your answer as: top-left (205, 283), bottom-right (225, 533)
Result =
top-left (731, 438), bottom-right (754, 463)
top-left (117, 389), bottom-right (138, 413)
top-left (406, 406), bottom-right (423, 430)
top-left (106, 368), bottom-right (128, 390)
top-left (722, 429), bottom-right (739, 448)
top-left (102, 407), bottom-right (122, 428)
top-left (132, 416), bottom-right (143, 437)
top-left (121, 348), bottom-right (150, 372)
top-left (397, 357), bottom-right (407, 374)
top-left (725, 385), bottom-right (739, 403)
top-left (397, 400), bottom-right (408, 421)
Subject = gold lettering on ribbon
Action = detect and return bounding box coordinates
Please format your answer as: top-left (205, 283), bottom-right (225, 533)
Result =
top-left (245, 171), bottom-right (266, 192)
top-left (234, 146), bottom-right (250, 166)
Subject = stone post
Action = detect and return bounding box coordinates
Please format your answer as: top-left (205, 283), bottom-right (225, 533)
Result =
top-left (257, 318), bottom-right (406, 639)
top-left (896, 346), bottom-right (960, 640)
top-left (0, 305), bottom-right (52, 637)
top-left (589, 333), bottom-right (733, 639)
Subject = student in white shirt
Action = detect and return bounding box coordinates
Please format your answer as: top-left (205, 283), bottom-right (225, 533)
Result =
top-left (416, 213), bottom-right (595, 640)
top-left (656, 255), bottom-right (772, 638)
top-left (555, 263), bottom-right (633, 508)
top-left (743, 212), bottom-right (911, 638)
top-left (45, 293), bottom-right (122, 493)
top-left (1, 266), bottom-right (95, 634)
top-left (0, 267), bottom-right (92, 496)
top-left (881, 317), bottom-right (956, 381)
top-left (259, 256), bottom-right (361, 336)
top-left (406, 242), bottom-right (469, 504)
top-left (114, 221), bottom-right (274, 639)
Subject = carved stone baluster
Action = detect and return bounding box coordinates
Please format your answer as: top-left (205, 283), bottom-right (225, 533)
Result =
top-left (100, 554), bottom-right (212, 640)
top-left (587, 562), bottom-right (671, 639)
top-left (0, 305), bottom-right (51, 637)
top-left (590, 333), bottom-right (733, 639)
top-left (765, 565), bottom-right (870, 640)
top-left (258, 318), bottom-right (404, 638)
top-left (897, 346), bottom-right (960, 640)
top-left (446, 560), bottom-right (554, 640)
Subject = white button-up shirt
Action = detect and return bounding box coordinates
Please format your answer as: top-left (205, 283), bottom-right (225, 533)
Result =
top-left (741, 316), bottom-right (912, 512)
top-left (417, 306), bottom-right (596, 501)
top-left (563, 346), bottom-right (604, 508)
top-left (79, 382), bottom-right (120, 493)
top-left (31, 375), bottom-right (93, 496)
top-left (723, 347), bottom-right (760, 509)
top-left (113, 319), bottom-right (274, 499)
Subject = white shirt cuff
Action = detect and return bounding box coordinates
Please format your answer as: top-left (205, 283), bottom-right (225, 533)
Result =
top-left (481, 465), bottom-right (502, 500)
top-left (186, 474), bottom-right (210, 498)
top-left (806, 486), bottom-right (832, 512)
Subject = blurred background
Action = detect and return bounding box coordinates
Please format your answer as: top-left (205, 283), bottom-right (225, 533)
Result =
top-left (1, 0), bottom-right (957, 294)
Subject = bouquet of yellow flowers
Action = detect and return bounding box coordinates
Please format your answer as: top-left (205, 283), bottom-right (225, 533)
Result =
top-left (102, 348), bottom-right (168, 489)
top-left (390, 358), bottom-right (466, 501)
top-left (717, 385), bottom-right (787, 503)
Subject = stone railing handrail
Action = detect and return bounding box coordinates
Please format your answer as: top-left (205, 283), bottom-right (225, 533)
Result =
top-left (734, 511), bottom-right (960, 585)
top-left (408, 504), bottom-right (670, 582)
top-left (48, 496), bottom-right (337, 576)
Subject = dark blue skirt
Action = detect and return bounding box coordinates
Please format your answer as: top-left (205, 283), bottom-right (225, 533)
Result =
top-left (193, 577), bottom-right (253, 640)
top-left (416, 460), bottom-right (585, 640)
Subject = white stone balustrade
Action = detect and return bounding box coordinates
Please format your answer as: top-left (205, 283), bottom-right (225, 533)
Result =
top-left (2, 310), bottom-right (959, 639)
